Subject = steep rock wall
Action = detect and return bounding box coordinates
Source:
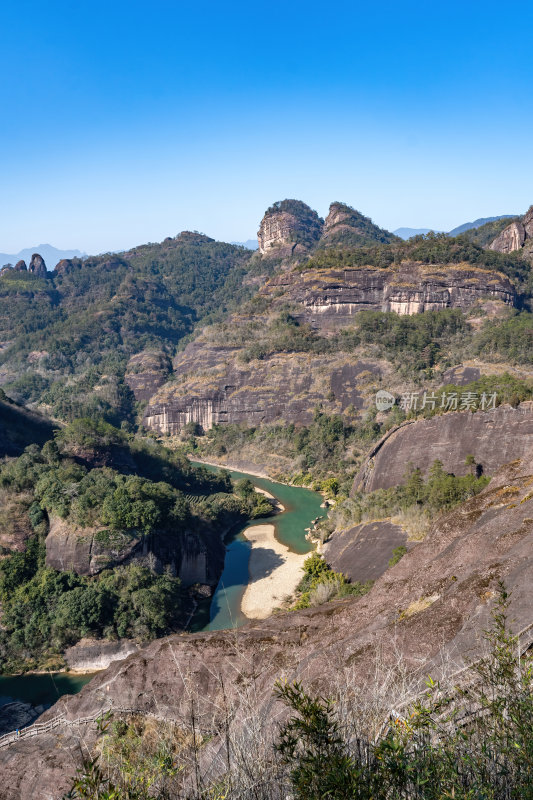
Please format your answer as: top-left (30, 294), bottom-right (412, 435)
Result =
top-left (352, 402), bottom-right (533, 493)
top-left (264, 262), bottom-right (515, 329)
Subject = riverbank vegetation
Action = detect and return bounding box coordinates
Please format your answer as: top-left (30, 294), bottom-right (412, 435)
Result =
top-left (292, 552), bottom-right (373, 609)
top-left (0, 419), bottom-right (272, 672)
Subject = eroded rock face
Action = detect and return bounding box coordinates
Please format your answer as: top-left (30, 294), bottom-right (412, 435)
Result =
top-left (45, 517), bottom-right (142, 576)
top-left (257, 199), bottom-right (323, 257)
top-left (44, 515), bottom-right (227, 587)
top-left (490, 206), bottom-right (533, 253)
top-left (263, 263), bottom-right (515, 328)
top-left (64, 638), bottom-right (140, 671)
top-left (5, 457), bottom-right (533, 799)
top-left (352, 402), bottom-right (533, 494)
top-left (143, 341), bottom-right (381, 434)
top-left (13, 260), bottom-right (27, 272)
top-left (28, 253), bottom-right (47, 276)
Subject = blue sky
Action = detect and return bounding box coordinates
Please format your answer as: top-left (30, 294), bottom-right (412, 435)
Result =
top-left (2, 0), bottom-right (533, 254)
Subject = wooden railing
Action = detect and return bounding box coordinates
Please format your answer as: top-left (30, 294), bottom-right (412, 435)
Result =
top-left (0, 705), bottom-right (135, 749)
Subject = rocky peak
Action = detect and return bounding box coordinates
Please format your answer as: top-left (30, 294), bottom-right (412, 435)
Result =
top-left (321, 201), bottom-right (397, 247)
top-left (257, 199), bottom-right (324, 257)
top-left (489, 205), bottom-right (533, 253)
top-left (13, 259), bottom-right (27, 271)
top-left (54, 258), bottom-right (74, 275)
top-left (28, 253), bottom-right (47, 276)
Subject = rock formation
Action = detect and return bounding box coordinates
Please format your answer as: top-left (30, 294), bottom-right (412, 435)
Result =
top-left (45, 516), bottom-right (142, 576)
top-left (13, 259), bottom-right (27, 272)
top-left (264, 262), bottom-right (515, 327)
top-left (141, 259), bottom-right (515, 435)
top-left (321, 201), bottom-right (398, 247)
top-left (490, 206), bottom-right (533, 253)
top-left (142, 342), bottom-right (383, 434)
top-left (257, 199), bottom-right (323, 258)
top-left (323, 520), bottom-right (407, 582)
top-left (28, 253), bottom-right (47, 276)
top-left (352, 402), bottom-right (533, 494)
top-left (4, 455), bottom-right (533, 799)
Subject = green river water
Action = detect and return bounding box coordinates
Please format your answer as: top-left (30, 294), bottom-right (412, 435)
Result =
top-left (0, 464), bottom-right (324, 714)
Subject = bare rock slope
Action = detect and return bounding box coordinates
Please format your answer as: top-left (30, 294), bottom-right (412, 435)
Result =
top-left (352, 402), bottom-right (533, 493)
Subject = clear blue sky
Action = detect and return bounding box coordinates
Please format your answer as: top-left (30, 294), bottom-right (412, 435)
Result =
top-left (2, 0), bottom-right (533, 254)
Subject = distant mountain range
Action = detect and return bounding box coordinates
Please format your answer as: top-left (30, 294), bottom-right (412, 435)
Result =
top-left (230, 239), bottom-right (258, 250)
top-left (447, 216), bottom-right (515, 237)
top-left (393, 227), bottom-right (441, 239)
top-left (0, 244), bottom-right (86, 270)
top-left (394, 216), bottom-right (515, 241)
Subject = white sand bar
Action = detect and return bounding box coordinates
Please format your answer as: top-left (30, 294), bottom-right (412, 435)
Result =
top-left (241, 523), bottom-right (307, 619)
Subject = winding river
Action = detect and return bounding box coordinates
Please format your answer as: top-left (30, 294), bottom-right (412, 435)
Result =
top-left (0, 464), bottom-right (323, 712)
top-left (190, 463), bottom-right (324, 631)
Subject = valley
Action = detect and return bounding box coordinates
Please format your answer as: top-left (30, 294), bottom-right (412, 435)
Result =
top-left (2, 199), bottom-right (533, 797)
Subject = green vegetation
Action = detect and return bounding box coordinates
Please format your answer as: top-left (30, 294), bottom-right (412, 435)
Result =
top-left (292, 552), bottom-right (373, 609)
top-left (303, 230), bottom-right (532, 292)
top-left (0, 419), bottom-right (271, 671)
top-left (0, 235), bottom-right (254, 424)
top-left (0, 558), bottom-right (182, 673)
top-left (388, 545), bottom-right (407, 567)
top-left (326, 460), bottom-right (490, 541)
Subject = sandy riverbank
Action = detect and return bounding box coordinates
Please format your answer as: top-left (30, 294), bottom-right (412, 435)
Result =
top-left (240, 523), bottom-right (307, 619)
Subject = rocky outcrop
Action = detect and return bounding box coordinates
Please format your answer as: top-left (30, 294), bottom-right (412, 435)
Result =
top-left (5, 456), bottom-right (533, 799)
top-left (321, 202), bottom-right (397, 247)
top-left (323, 520), bottom-right (407, 582)
top-left (28, 253), bottom-right (47, 276)
top-left (143, 340), bottom-right (382, 433)
top-left (490, 206), bottom-right (533, 253)
top-left (13, 260), bottom-right (27, 272)
top-left (64, 638), bottom-right (140, 671)
top-left (45, 514), bottom-right (228, 587)
top-left (125, 350), bottom-right (172, 402)
top-left (352, 402), bottom-right (533, 494)
top-left (263, 262), bottom-right (516, 328)
top-left (257, 199), bottom-right (323, 258)
top-left (45, 517), bottom-right (142, 576)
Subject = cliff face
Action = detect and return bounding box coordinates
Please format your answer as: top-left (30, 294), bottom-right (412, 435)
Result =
top-left (263, 262), bottom-right (515, 328)
top-left (257, 199), bottom-right (324, 258)
top-left (141, 260), bottom-right (515, 435)
top-left (490, 206), bottom-right (533, 254)
top-left (45, 517), bottom-right (142, 576)
top-left (352, 402), bottom-right (533, 494)
top-left (5, 456), bottom-right (533, 799)
top-left (44, 515), bottom-right (227, 587)
top-left (143, 338), bottom-right (383, 433)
